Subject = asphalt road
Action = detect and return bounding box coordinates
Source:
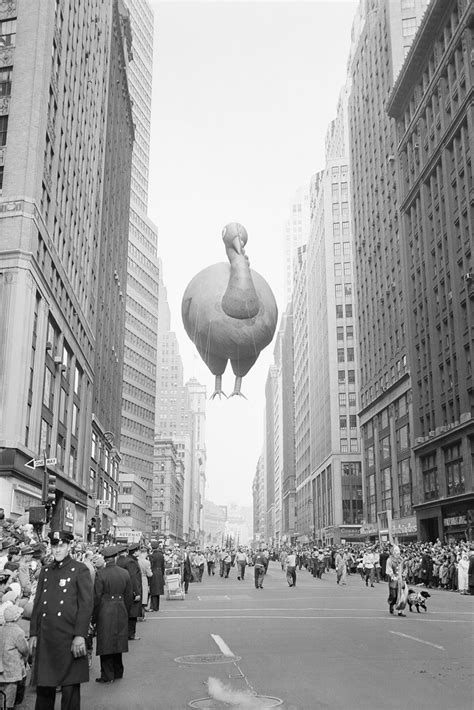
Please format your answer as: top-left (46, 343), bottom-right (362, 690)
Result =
top-left (20, 561), bottom-right (473, 709)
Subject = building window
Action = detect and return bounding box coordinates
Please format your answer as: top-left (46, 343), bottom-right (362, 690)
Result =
top-left (347, 347), bottom-right (354, 362)
top-left (334, 243), bottom-right (341, 257)
top-left (381, 435), bottom-right (391, 460)
top-left (0, 19), bottom-right (17, 48)
top-left (381, 466), bottom-right (392, 513)
top-left (350, 438), bottom-right (358, 452)
top-left (340, 415), bottom-right (347, 430)
top-left (397, 424), bottom-right (409, 451)
top-left (339, 393), bottom-right (346, 407)
top-left (336, 304), bottom-right (343, 318)
top-left (343, 262), bottom-right (351, 277)
top-left (333, 223), bottom-right (341, 238)
top-left (334, 263), bottom-right (342, 278)
top-left (398, 459), bottom-right (412, 517)
top-left (345, 304), bottom-right (353, 318)
top-left (402, 17), bottom-right (417, 37)
top-left (366, 444), bottom-right (374, 468)
top-left (337, 348), bottom-right (345, 363)
top-left (338, 370), bottom-right (345, 383)
top-left (421, 453), bottom-right (438, 500)
top-left (0, 66), bottom-right (12, 96)
top-left (340, 438), bottom-right (348, 452)
top-left (444, 443), bottom-right (464, 496)
top-left (337, 326), bottom-right (344, 341)
top-left (332, 183), bottom-right (339, 202)
top-left (0, 115), bottom-right (8, 147)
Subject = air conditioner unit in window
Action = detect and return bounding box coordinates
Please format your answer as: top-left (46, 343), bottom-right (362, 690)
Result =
top-left (53, 355), bottom-right (62, 365)
top-left (45, 341), bottom-right (53, 351)
top-left (463, 272), bottom-right (472, 281)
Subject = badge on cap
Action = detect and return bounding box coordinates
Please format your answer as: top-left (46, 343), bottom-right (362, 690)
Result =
top-left (53, 532), bottom-right (60, 540)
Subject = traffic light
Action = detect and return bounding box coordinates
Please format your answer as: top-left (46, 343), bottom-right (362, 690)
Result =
top-left (46, 473), bottom-right (56, 505)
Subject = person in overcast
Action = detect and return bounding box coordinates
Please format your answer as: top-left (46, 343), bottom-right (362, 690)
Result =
top-left (93, 545), bottom-right (132, 684)
top-left (29, 530), bottom-right (93, 710)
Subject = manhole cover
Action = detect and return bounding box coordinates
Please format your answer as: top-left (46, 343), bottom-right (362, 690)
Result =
top-left (175, 654), bottom-right (241, 664)
top-left (189, 695), bottom-right (283, 708)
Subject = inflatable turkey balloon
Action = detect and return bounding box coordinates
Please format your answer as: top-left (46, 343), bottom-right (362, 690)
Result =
top-left (181, 223), bottom-right (278, 398)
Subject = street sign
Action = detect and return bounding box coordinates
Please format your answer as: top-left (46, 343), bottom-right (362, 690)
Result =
top-left (25, 457), bottom-right (57, 469)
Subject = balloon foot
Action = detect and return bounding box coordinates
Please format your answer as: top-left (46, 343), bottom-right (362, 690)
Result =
top-left (229, 391), bottom-right (247, 399)
top-left (210, 390), bottom-right (227, 400)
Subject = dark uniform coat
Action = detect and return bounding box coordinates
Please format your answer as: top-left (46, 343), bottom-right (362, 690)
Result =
top-left (149, 549), bottom-right (165, 596)
top-left (93, 562), bottom-right (132, 656)
top-left (116, 554), bottom-right (142, 618)
top-left (30, 555), bottom-right (93, 687)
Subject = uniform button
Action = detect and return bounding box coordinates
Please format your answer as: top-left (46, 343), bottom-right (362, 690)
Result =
top-left (63, 589), bottom-right (67, 593)
top-left (60, 600), bottom-right (64, 604)
top-left (43, 601), bottom-right (47, 605)
top-left (71, 567), bottom-right (75, 571)
top-left (112, 596), bottom-right (114, 599)
top-left (57, 612), bottom-right (61, 616)
top-left (42, 613), bottom-right (46, 617)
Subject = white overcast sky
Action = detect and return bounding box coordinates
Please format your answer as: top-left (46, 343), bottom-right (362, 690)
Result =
top-left (147, 0), bottom-right (358, 508)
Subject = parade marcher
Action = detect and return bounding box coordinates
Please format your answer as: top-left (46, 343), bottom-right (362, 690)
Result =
top-left (253, 550), bottom-right (266, 589)
top-left (149, 541), bottom-right (165, 611)
top-left (93, 545), bottom-right (132, 684)
top-left (286, 549), bottom-right (297, 587)
top-left (385, 545), bottom-right (407, 617)
top-left (362, 547), bottom-right (376, 587)
top-left (223, 550), bottom-right (232, 579)
top-left (218, 548), bottom-right (226, 578)
top-left (116, 543), bottom-right (142, 641)
top-left (206, 548), bottom-right (216, 576)
top-left (29, 530), bottom-right (93, 710)
top-left (0, 604), bottom-right (29, 710)
top-left (182, 546), bottom-right (193, 594)
top-left (235, 548), bottom-right (248, 581)
top-left (335, 549), bottom-right (347, 585)
top-left (194, 550), bottom-right (205, 582)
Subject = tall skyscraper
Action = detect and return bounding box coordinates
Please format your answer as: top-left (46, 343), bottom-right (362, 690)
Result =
top-left (283, 185), bottom-right (311, 306)
top-left (387, 0), bottom-right (474, 542)
top-left (119, 0), bottom-right (160, 536)
top-left (303, 83), bottom-right (363, 546)
top-left (348, 0), bottom-right (428, 542)
top-left (293, 240), bottom-right (312, 539)
top-left (0, 0), bottom-right (133, 537)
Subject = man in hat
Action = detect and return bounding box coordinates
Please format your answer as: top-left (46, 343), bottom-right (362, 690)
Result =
top-left (93, 545), bottom-right (132, 684)
top-left (116, 543), bottom-right (142, 640)
top-left (29, 530), bottom-right (93, 710)
top-left (149, 541), bottom-right (165, 612)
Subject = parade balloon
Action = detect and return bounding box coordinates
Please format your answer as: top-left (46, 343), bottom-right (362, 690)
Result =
top-left (181, 223), bottom-right (278, 398)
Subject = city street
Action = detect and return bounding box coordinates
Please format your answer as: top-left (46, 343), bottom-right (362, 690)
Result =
top-left (20, 561), bottom-right (474, 709)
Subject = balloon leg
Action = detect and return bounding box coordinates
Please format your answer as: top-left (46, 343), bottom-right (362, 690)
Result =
top-left (229, 376), bottom-right (247, 398)
top-left (210, 375), bottom-right (227, 399)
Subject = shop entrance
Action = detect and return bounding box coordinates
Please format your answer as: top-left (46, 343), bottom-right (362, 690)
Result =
top-left (419, 516), bottom-right (439, 542)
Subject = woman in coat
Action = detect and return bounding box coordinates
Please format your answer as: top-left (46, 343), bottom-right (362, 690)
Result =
top-left (149, 542), bottom-right (165, 611)
top-left (93, 546), bottom-right (132, 683)
top-left (137, 549), bottom-right (152, 618)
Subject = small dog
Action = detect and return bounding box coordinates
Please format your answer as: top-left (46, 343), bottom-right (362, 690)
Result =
top-left (407, 589), bottom-right (431, 612)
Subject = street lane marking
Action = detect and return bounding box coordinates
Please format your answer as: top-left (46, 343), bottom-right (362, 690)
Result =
top-left (164, 606), bottom-right (474, 615)
top-left (211, 633), bottom-right (235, 657)
top-left (148, 615), bottom-right (471, 623)
top-left (389, 630), bottom-right (445, 650)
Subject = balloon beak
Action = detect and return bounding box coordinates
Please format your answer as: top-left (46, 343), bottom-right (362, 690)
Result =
top-left (232, 236), bottom-right (243, 255)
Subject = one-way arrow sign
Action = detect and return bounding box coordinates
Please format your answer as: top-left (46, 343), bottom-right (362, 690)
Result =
top-left (24, 457), bottom-right (57, 469)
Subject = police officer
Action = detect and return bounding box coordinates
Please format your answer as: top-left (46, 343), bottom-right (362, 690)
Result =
top-left (29, 530), bottom-right (93, 710)
top-left (93, 545), bottom-right (132, 683)
top-left (116, 542), bottom-right (142, 640)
